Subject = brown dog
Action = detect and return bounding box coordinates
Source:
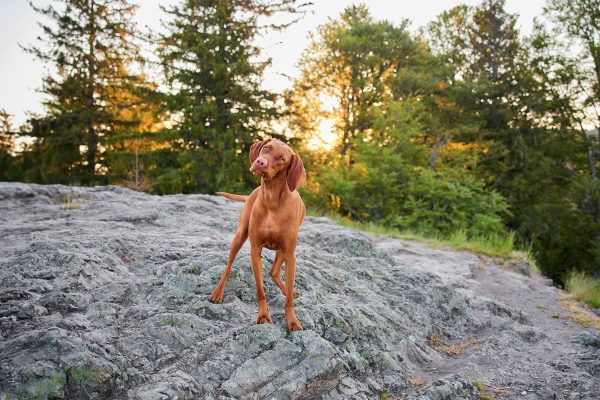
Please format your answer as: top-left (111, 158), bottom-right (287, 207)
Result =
top-left (211, 139), bottom-right (306, 331)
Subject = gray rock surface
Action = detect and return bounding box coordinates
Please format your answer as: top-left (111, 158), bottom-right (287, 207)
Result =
top-left (0, 182), bottom-right (598, 399)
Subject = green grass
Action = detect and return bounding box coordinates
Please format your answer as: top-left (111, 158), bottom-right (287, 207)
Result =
top-left (565, 272), bottom-right (600, 309)
top-left (446, 229), bottom-right (514, 258)
top-left (308, 209), bottom-right (519, 259)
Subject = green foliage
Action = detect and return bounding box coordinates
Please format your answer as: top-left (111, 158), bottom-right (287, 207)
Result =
top-left (393, 168), bottom-right (509, 238)
top-left (21, 0), bottom-right (146, 185)
top-left (0, 109), bottom-right (19, 181)
top-left (155, 0), bottom-right (305, 194)
top-left (422, 0), bottom-right (600, 283)
top-left (150, 168), bottom-right (184, 195)
top-left (286, 4), bottom-right (416, 160)
top-left (297, 5), bottom-right (514, 262)
top-left (565, 272), bottom-right (600, 309)
top-left (545, 0), bottom-right (600, 107)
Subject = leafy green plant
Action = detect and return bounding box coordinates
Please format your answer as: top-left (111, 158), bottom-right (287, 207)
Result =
top-left (392, 168), bottom-right (510, 239)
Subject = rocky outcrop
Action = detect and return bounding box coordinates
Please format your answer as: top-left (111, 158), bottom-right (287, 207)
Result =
top-left (0, 183), bottom-right (598, 399)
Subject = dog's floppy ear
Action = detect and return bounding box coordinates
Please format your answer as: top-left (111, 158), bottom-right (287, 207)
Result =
top-left (249, 139), bottom-right (271, 163)
top-left (287, 153), bottom-right (306, 192)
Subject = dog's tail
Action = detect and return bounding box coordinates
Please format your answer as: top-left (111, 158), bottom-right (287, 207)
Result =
top-left (216, 192), bottom-right (248, 202)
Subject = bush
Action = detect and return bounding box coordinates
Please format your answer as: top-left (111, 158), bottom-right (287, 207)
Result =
top-left (392, 168), bottom-right (510, 238)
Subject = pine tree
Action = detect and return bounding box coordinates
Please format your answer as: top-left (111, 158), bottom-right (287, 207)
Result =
top-left (24, 0), bottom-right (144, 184)
top-left (0, 109), bottom-right (16, 180)
top-left (545, 0), bottom-right (600, 193)
top-left (104, 77), bottom-right (168, 192)
top-left (156, 0), bottom-right (307, 194)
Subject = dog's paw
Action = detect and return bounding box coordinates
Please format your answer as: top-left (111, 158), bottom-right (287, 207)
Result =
top-left (210, 288), bottom-right (224, 304)
top-left (286, 318), bottom-right (303, 331)
top-left (256, 312), bottom-right (272, 324)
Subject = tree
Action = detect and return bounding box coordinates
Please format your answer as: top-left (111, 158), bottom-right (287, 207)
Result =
top-left (24, 0), bottom-right (145, 184)
top-left (545, 0), bottom-right (600, 190)
top-left (426, 0), bottom-right (600, 281)
top-left (104, 77), bottom-right (168, 192)
top-left (289, 5), bottom-right (508, 239)
top-left (0, 109), bottom-right (16, 180)
top-left (286, 4), bottom-right (415, 167)
top-left (545, 0), bottom-right (600, 114)
top-left (523, 5), bottom-right (600, 280)
top-left (156, 0), bottom-right (308, 194)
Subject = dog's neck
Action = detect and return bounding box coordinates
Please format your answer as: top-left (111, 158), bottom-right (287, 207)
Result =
top-left (260, 171), bottom-right (289, 209)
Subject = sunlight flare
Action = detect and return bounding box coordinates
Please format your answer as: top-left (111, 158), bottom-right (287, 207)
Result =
top-left (307, 119), bottom-right (338, 151)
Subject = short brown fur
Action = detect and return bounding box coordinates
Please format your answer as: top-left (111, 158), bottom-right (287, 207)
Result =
top-left (211, 139), bottom-right (306, 331)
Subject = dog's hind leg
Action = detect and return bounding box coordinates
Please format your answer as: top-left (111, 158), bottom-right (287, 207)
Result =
top-left (269, 250), bottom-right (298, 298)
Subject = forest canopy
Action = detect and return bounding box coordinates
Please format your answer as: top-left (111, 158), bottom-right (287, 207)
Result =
top-left (1, 0), bottom-right (599, 284)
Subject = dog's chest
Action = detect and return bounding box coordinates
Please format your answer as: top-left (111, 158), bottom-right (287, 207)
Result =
top-left (252, 213), bottom-right (288, 249)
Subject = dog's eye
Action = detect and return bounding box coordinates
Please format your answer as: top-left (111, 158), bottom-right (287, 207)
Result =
top-left (279, 157), bottom-right (285, 162)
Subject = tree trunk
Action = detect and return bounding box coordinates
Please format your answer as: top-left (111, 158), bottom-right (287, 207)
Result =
top-left (86, 0), bottom-right (97, 179)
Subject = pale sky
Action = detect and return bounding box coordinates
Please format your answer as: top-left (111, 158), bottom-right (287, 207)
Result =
top-left (0, 0), bottom-right (546, 127)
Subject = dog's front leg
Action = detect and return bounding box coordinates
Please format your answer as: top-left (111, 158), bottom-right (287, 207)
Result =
top-left (251, 246), bottom-right (272, 324)
top-left (210, 228), bottom-right (247, 304)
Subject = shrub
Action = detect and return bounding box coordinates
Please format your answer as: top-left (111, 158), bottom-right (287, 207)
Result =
top-left (392, 168), bottom-right (510, 238)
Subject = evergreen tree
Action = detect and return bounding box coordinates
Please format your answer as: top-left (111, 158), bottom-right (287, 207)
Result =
top-left (544, 0), bottom-right (600, 203)
top-left (0, 109), bottom-right (16, 180)
top-left (24, 0), bottom-right (144, 184)
top-left (156, 0), bottom-right (307, 194)
top-left (104, 77), bottom-right (168, 192)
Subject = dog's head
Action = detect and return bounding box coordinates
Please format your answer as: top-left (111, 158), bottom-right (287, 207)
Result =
top-left (249, 139), bottom-right (306, 191)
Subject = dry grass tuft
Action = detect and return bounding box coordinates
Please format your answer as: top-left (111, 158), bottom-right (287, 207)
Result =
top-left (427, 334), bottom-right (471, 356)
top-left (557, 291), bottom-right (600, 334)
top-left (407, 377), bottom-right (425, 388)
top-left (59, 192), bottom-right (89, 210)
